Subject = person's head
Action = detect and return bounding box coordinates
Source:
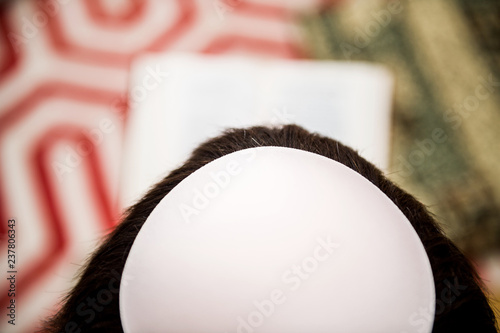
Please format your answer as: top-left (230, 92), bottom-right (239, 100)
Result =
top-left (42, 125), bottom-right (498, 332)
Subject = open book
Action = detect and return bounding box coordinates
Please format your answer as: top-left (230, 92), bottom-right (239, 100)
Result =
top-left (121, 54), bottom-right (394, 207)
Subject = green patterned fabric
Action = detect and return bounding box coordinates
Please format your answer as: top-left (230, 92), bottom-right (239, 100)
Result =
top-left (302, 0), bottom-right (500, 255)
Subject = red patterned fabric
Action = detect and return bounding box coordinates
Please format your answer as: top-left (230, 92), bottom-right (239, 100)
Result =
top-left (0, 1), bottom-right (337, 331)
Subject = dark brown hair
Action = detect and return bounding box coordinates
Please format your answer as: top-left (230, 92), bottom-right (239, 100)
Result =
top-left (41, 125), bottom-right (498, 332)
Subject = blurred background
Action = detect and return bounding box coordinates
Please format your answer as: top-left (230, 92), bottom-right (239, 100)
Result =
top-left (0, 0), bottom-right (499, 332)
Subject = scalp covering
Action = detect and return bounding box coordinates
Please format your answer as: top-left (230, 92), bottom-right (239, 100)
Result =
top-left (120, 147), bottom-right (435, 333)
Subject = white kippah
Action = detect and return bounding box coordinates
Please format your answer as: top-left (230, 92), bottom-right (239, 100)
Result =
top-left (120, 147), bottom-right (435, 333)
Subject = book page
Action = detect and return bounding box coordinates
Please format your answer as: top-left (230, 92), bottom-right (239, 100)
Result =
top-left (121, 54), bottom-right (393, 207)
